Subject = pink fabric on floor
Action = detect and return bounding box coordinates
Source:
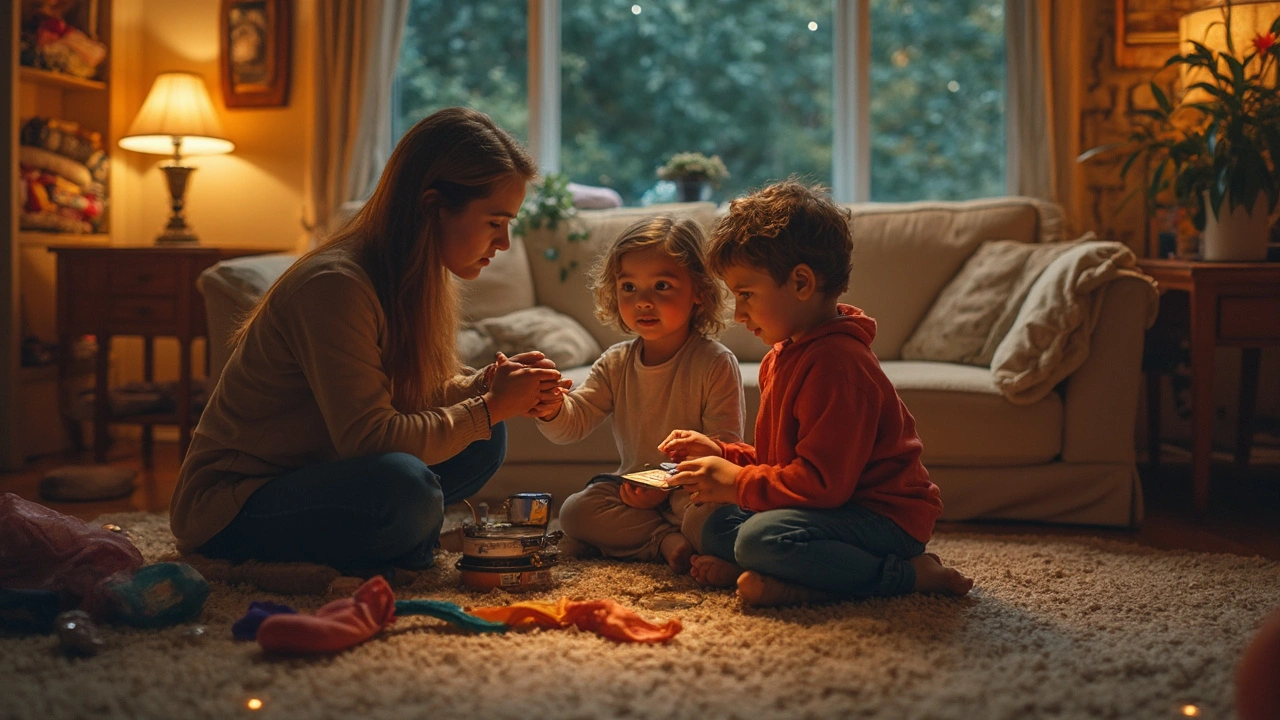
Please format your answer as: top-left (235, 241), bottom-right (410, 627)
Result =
top-left (256, 576), bottom-right (397, 654)
top-left (0, 493), bottom-right (143, 619)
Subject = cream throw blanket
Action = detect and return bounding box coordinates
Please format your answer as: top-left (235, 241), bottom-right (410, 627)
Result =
top-left (991, 239), bottom-right (1158, 405)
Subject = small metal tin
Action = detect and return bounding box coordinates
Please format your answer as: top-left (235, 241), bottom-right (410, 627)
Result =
top-left (502, 492), bottom-right (551, 527)
top-left (457, 567), bottom-right (556, 591)
top-left (457, 549), bottom-right (559, 571)
top-left (456, 555), bottom-right (559, 591)
top-left (461, 524), bottom-right (562, 558)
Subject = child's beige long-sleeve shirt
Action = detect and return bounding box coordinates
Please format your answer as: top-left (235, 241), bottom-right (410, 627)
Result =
top-left (537, 334), bottom-right (745, 473)
top-left (170, 248), bottom-right (490, 553)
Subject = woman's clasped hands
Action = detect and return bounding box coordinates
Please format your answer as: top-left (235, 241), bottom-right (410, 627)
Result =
top-left (482, 351), bottom-right (573, 423)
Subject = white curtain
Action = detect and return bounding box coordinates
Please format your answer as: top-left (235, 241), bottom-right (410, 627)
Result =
top-left (1005, 0), bottom-right (1085, 234)
top-left (307, 0), bottom-right (410, 246)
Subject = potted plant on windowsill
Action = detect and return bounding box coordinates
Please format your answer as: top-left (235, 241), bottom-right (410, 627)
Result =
top-left (514, 172), bottom-right (590, 283)
top-left (1081, 3), bottom-right (1280, 261)
top-left (657, 152), bottom-right (729, 202)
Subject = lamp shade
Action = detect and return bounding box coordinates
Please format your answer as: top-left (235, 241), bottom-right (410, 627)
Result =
top-left (118, 72), bottom-right (235, 156)
top-left (1179, 3), bottom-right (1280, 105)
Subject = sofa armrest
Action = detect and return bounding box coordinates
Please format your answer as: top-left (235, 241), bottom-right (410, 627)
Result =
top-left (197, 253), bottom-right (298, 388)
top-left (1060, 276), bottom-right (1154, 463)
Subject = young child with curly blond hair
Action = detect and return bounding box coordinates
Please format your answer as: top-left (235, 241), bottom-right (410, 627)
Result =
top-left (535, 216), bottom-right (745, 574)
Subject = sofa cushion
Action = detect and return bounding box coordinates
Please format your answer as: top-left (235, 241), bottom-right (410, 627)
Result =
top-left (839, 197), bottom-right (1064, 360)
top-left (458, 306), bottom-right (602, 370)
top-left (732, 360), bottom-right (1060, 468)
top-left (883, 361), bottom-right (1062, 465)
top-left (900, 239), bottom-right (1073, 366)
top-left (461, 235), bottom-right (537, 321)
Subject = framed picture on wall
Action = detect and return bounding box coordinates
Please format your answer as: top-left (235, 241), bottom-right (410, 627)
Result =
top-left (1113, 0), bottom-right (1209, 69)
top-left (220, 0), bottom-right (292, 108)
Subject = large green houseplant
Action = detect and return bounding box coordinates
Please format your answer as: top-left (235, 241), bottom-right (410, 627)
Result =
top-left (1083, 4), bottom-right (1280, 260)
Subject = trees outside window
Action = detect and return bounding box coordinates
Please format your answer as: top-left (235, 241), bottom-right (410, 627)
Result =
top-left (394, 0), bottom-right (1004, 205)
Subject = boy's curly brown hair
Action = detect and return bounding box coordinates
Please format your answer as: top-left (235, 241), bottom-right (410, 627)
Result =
top-left (589, 216), bottom-right (727, 337)
top-left (707, 179), bottom-right (853, 297)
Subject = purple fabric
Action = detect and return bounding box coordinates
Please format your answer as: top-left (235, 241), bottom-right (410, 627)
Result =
top-left (232, 600), bottom-right (297, 640)
top-left (0, 493), bottom-right (143, 620)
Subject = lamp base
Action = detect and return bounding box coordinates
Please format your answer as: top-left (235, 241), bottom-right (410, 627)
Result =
top-left (156, 164), bottom-right (201, 246)
top-left (155, 227), bottom-right (200, 245)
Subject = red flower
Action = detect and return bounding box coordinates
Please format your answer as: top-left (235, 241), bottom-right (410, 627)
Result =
top-left (1253, 32), bottom-right (1277, 53)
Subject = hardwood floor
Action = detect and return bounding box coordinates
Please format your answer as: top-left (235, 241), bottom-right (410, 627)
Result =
top-left (2, 440), bottom-right (1278, 560)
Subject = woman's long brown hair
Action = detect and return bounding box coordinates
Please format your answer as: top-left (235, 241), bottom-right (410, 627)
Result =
top-left (236, 107), bottom-right (536, 410)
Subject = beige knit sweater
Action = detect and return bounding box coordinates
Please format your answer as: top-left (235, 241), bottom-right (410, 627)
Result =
top-left (170, 248), bottom-right (490, 553)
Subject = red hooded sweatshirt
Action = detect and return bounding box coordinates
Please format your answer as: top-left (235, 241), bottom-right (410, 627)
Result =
top-left (719, 304), bottom-right (942, 543)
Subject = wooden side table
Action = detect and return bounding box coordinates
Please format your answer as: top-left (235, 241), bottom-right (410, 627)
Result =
top-left (1138, 258), bottom-right (1280, 511)
top-left (50, 246), bottom-right (272, 468)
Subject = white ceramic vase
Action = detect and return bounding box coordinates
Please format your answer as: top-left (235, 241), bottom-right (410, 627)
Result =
top-left (1200, 191), bottom-right (1274, 262)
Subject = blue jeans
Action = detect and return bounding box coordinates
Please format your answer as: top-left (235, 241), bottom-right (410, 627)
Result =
top-left (701, 502), bottom-right (925, 598)
top-left (200, 423), bottom-right (506, 574)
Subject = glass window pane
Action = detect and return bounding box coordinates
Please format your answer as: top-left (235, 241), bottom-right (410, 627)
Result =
top-left (869, 0), bottom-right (1006, 201)
top-left (394, 0), bottom-right (528, 145)
top-left (561, 1), bottom-right (833, 205)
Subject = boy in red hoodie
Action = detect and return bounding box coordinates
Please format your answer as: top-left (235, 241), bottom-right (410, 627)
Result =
top-left (661, 180), bottom-right (974, 607)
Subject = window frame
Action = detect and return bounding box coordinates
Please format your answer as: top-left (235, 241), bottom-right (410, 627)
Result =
top-left (524, 0), bottom-right (1001, 204)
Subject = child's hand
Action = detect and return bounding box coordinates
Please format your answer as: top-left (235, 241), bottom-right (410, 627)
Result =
top-left (658, 429), bottom-right (723, 461)
top-left (483, 354), bottom-right (562, 422)
top-left (505, 350), bottom-right (556, 370)
top-left (528, 377), bottom-right (573, 420)
top-left (668, 457), bottom-right (740, 505)
top-left (618, 481), bottom-right (667, 509)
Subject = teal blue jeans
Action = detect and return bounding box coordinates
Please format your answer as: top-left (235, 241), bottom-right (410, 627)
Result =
top-left (200, 423), bottom-right (506, 574)
top-left (701, 501), bottom-right (924, 597)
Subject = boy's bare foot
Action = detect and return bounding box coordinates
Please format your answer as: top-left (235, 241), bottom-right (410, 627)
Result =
top-left (911, 554), bottom-right (974, 595)
top-left (689, 554), bottom-right (742, 587)
top-left (659, 533), bottom-right (695, 574)
top-left (736, 571), bottom-right (836, 607)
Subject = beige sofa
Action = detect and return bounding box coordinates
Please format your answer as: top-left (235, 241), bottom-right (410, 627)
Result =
top-left (199, 197), bottom-right (1154, 528)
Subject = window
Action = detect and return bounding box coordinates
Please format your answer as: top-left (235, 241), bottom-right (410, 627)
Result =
top-left (869, 0), bottom-right (1006, 201)
top-left (561, 1), bottom-right (833, 205)
top-left (394, 0), bottom-right (1005, 205)
top-left (393, 1), bottom-right (528, 143)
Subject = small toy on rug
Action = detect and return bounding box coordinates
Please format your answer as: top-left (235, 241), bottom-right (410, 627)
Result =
top-left (54, 609), bottom-right (103, 657)
top-left (93, 562), bottom-right (209, 629)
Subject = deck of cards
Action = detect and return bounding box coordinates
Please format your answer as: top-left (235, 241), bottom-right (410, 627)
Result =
top-left (620, 462), bottom-right (679, 491)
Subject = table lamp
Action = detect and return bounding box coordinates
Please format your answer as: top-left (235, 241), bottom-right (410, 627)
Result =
top-left (1178, 2), bottom-right (1280, 106)
top-left (118, 72), bottom-right (235, 245)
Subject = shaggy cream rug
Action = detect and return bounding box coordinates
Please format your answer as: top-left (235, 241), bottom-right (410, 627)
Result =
top-left (2, 512), bottom-right (1278, 720)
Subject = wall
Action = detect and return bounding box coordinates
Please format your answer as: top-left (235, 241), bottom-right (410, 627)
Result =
top-left (104, 0), bottom-right (314, 435)
top-left (112, 0), bottom-right (313, 252)
top-left (1078, 0), bottom-right (1279, 449)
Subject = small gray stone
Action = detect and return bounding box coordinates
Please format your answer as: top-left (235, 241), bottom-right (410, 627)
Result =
top-left (55, 610), bottom-right (103, 657)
